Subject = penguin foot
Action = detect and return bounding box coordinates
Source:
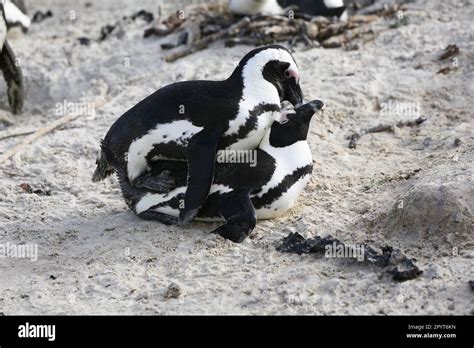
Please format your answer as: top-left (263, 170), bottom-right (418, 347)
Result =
top-left (212, 190), bottom-right (256, 243)
top-left (178, 208), bottom-right (199, 225)
top-left (133, 170), bottom-right (175, 193)
top-left (212, 220), bottom-right (255, 243)
top-left (7, 81), bottom-right (24, 114)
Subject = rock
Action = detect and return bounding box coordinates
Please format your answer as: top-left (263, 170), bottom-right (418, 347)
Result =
top-left (164, 282), bottom-right (181, 299)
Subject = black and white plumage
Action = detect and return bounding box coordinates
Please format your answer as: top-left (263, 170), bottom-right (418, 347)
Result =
top-left (0, 1), bottom-right (26, 114)
top-left (102, 100), bottom-right (324, 243)
top-left (93, 45), bottom-right (304, 225)
top-left (229, 0), bottom-right (348, 20)
top-left (3, 0), bottom-right (30, 32)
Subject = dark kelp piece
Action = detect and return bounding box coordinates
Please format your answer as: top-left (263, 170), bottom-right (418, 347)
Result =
top-left (276, 232), bottom-right (423, 282)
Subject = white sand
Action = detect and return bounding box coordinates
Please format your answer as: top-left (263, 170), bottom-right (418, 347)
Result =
top-left (0, 0), bottom-right (472, 314)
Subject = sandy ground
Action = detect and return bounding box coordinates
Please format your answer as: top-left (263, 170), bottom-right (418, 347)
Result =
top-left (0, 0), bottom-right (472, 315)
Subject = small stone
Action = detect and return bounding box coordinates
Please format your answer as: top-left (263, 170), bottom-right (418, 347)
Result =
top-left (424, 264), bottom-right (442, 279)
top-left (164, 282), bottom-right (181, 299)
top-left (453, 138), bottom-right (461, 147)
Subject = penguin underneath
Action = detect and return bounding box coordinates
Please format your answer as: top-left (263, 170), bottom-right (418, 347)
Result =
top-left (101, 100), bottom-right (324, 243)
top-left (93, 45), bottom-right (304, 225)
top-left (229, 0), bottom-right (348, 20)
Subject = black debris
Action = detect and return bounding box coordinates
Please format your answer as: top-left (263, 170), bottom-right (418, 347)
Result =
top-left (469, 280), bottom-right (474, 291)
top-left (77, 37), bottom-right (91, 46)
top-left (32, 10), bottom-right (53, 24)
top-left (161, 31), bottom-right (189, 50)
top-left (276, 232), bottom-right (423, 282)
top-left (348, 133), bottom-right (360, 149)
top-left (439, 44), bottom-right (460, 61)
top-left (19, 183), bottom-right (51, 196)
top-left (131, 10), bottom-right (154, 24)
top-left (99, 24), bottom-right (117, 41)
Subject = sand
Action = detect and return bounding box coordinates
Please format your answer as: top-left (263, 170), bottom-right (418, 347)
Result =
top-left (0, 0), bottom-right (472, 315)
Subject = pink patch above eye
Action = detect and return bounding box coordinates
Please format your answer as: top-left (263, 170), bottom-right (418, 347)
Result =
top-left (285, 68), bottom-right (300, 84)
top-left (278, 111), bottom-right (290, 124)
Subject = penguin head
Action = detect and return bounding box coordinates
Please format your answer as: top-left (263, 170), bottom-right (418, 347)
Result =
top-left (232, 45), bottom-right (304, 107)
top-left (269, 100), bottom-right (324, 147)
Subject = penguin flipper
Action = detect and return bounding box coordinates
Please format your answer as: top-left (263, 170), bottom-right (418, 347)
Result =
top-left (212, 190), bottom-right (256, 243)
top-left (132, 170), bottom-right (175, 193)
top-left (0, 41), bottom-right (25, 114)
top-left (138, 211), bottom-right (178, 225)
top-left (179, 127), bottom-right (223, 225)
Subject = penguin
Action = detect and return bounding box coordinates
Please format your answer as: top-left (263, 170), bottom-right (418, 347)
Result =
top-left (101, 100), bottom-right (324, 243)
top-left (93, 45), bottom-right (304, 225)
top-left (3, 0), bottom-right (30, 33)
top-left (0, 1), bottom-right (26, 114)
top-left (229, 0), bottom-right (348, 20)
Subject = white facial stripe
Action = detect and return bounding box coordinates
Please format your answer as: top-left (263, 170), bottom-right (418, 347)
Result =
top-left (323, 0), bottom-right (344, 9)
top-left (225, 48), bottom-right (299, 137)
top-left (127, 120), bottom-right (203, 181)
top-left (4, 1), bottom-right (30, 29)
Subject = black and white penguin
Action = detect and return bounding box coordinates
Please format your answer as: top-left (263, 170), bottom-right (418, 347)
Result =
top-left (93, 45), bottom-right (304, 225)
top-left (0, 1), bottom-right (26, 114)
top-left (101, 100), bottom-right (324, 243)
top-left (229, 0), bottom-right (348, 20)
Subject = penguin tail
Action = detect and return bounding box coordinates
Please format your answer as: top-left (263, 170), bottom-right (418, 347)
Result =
top-left (92, 141), bottom-right (115, 182)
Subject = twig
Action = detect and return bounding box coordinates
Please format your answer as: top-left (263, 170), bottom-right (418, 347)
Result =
top-left (0, 99), bottom-right (109, 163)
top-left (0, 130), bottom-right (35, 141)
top-left (348, 117), bottom-right (426, 149)
top-left (165, 17), bottom-right (251, 63)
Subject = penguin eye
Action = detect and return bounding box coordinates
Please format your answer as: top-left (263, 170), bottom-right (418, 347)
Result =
top-left (284, 70), bottom-right (291, 78)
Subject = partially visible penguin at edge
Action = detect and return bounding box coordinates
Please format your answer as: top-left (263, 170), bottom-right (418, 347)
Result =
top-left (229, 0), bottom-right (348, 20)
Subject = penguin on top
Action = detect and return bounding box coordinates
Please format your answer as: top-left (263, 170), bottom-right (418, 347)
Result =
top-left (229, 0), bottom-right (348, 21)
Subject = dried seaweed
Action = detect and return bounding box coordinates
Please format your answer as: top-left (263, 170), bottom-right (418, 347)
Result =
top-left (276, 232), bottom-right (423, 281)
top-left (143, 3), bottom-right (393, 61)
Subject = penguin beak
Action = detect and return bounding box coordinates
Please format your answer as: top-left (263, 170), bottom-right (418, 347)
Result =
top-left (284, 81), bottom-right (304, 108)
